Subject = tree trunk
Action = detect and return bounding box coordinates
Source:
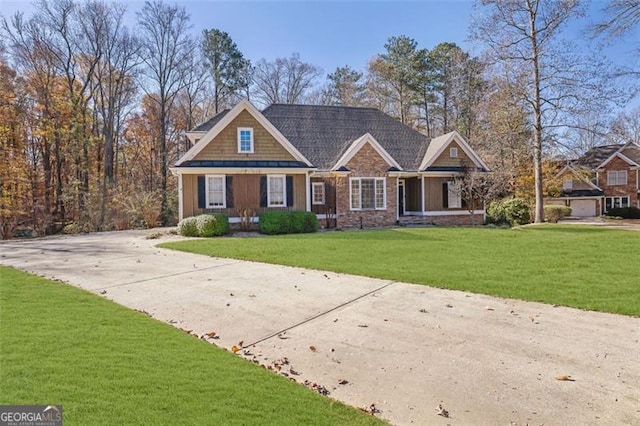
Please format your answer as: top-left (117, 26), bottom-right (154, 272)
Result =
top-left (529, 4), bottom-right (545, 224)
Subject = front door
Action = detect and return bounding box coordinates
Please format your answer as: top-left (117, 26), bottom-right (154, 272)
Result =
top-left (398, 179), bottom-right (405, 216)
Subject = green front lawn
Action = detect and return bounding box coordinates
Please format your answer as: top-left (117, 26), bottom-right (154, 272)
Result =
top-left (0, 266), bottom-right (383, 425)
top-left (161, 225), bottom-right (640, 316)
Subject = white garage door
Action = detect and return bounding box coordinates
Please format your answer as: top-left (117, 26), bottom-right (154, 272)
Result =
top-left (570, 199), bottom-right (596, 217)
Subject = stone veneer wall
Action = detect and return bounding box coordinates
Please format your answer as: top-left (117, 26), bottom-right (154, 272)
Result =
top-left (335, 143), bottom-right (397, 228)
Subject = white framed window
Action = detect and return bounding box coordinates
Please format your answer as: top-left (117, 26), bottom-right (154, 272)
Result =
top-left (447, 181), bottom-right (462, 208)
top-left (267, 175), bottom-right (286, 207)
top-left (605, 196), bottom-right (629, 211)
top-left (607, 170), bottom-right (627, 186)
top-left (205, 175), bottom-right (226, 208)
top-left (349, 178), bottom-right (386, 210)
top-left (237, 127), bottom-right (254, 153)
top-left (450, 147), bottom-right (458, 158)
top-left (562, 179), bottom-right (573, 191)
top-left (312, 182), bottom-right (325, 205)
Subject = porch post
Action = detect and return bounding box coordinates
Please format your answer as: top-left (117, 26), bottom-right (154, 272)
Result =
top-left (421, 175), bottom-right (425, 214)
top-left (305, 172), bottom-right (311, 212)
top-left (178, 173), bottom-right (184, 221)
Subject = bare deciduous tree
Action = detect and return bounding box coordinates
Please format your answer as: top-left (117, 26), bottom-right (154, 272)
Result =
top-left (137, 0), bottom-right (195, 225)
top-left (251, 53), bottom-right (322, 106)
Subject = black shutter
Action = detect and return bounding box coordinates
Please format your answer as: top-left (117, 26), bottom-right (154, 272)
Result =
top-left (286, 175), bottom-right (294, 207)
top-left (442, 182), bottom-right (448, 209)
top-left (260, 176), bottom-right (267, 207)
top-left (226, 176), bottom-right (234, 208)
top-left (198, 176), bottom-right (206, 209)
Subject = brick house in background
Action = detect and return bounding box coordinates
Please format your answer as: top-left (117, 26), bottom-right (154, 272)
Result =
top-left (171, 100), bottom-right (489, 228)
top-left (547, 142), bottom-right (640, 216)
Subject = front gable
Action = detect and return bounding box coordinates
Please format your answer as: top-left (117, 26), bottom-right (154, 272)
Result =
top-left (193, 110), bottom-right (294, 161)
top-left (332, 133), bottom-right (402, 173)
top-left (176, 100), bottom-right (311, 167)
top-left (420, 131), bottom-right (489, 172)
top-left (555, 165), bottom-right (601, 192)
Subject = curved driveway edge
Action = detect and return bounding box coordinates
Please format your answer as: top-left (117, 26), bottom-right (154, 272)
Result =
top-left (1, 229), bottom-right (639, 425)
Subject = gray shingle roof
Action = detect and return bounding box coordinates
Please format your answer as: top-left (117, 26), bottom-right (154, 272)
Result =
top-left (261, 104), bottom-right (429, 170)
top-left (575, 144), bottom-right (622, 169)
top-left (191, 109), bottom-right (230, 132)
top-left (618, 143), bottom-right (640, 165)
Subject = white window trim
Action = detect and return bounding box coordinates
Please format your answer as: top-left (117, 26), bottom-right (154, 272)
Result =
top-left (237, 127), bottom-right (254, 153)
top-left (607, 170), bottom-right (628, 186)
top-left (349, 177), bottom-right (386, 211)
top-left (312, 182), bottom-right (325, 205)
top-left (447, 181), bottom-right (462, 209)
top-left (267, 175), bottom-right (286, 208)
top-left (450, 147), bottom-right (458, 158)
top-left (605, 196), bottom-right (630, 211)
top-left (205, 174), bottom-right (226, 209)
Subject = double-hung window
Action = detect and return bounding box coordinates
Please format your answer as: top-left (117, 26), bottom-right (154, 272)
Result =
top-left (206, 175), bottom-right (226, 208)
top-left (237, 128), bottom-right (254, 153)
top-left (268, 175), bottom-right (286, 207)
top-left (450, 147), bottom-right (458, 158)
top-left (312, 182), bottom-right (325, 205)
top-left (447, 181), bottom-right (462, 208)
top-left (607, 170), bottom-right (627, 186)
top-left (350, 178), bottom-right (386, 210)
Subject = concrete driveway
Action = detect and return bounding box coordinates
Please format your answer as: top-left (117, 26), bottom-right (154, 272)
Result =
top-left (1, 229), bottom-right (638, 425)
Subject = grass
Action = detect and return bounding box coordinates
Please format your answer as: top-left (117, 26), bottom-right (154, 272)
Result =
top-left (0, 266), bottom-right (384, 425)
top-left (160, 225), bottom-right (640, 317)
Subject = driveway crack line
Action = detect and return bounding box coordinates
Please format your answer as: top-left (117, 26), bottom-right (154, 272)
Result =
top-left (94, 261), bottom-right (242, 290)
top-left (242, 281), bottom-right (396, 349)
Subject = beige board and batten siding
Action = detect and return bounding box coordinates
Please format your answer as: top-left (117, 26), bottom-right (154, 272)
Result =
top-left (193, 110), bottom-right (296, 161)
top-left (182, 173), bottom-right (307, 219)
top-left (430, 141), bottom-right (470, 168)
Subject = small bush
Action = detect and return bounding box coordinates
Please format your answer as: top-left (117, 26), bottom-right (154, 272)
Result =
top-left (259, 211), bottom-right (318, 235)
top-left (544, 205), bottom-right (572, 223)
top-left (486, 198), bottom-right (531, 226)
top-left (196, 213), bottom-right (230, 237)
top-left (177, 217), bottom-right (198, 237)
top-left (606, 206), bottom-right (640, 219)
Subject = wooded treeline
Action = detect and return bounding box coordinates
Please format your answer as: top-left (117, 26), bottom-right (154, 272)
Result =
top-left (0, 0), bottom-right (638, 237)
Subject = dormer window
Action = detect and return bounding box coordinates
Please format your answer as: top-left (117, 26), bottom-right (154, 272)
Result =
top-left (238, 128), bottom-right (254, 153)
top-left (450, 147), bottom-right (458, 158)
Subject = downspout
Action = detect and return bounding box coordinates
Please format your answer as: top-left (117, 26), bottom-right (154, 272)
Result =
top-left (305, 172), bottom-right (311, 212)
top-left (178, 173), bottom-right (184, 221)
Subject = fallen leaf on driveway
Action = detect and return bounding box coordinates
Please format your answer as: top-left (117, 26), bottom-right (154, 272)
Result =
top-left (309, 345), bottom-right (317, 352)
top-left (231, 345), bottom-right (240, 353)
top-left (204, 331), bottom-right (219, 339)
top-left (359, 404), bottom-right (381, 415)
top-left (277, 333), bottom-right (289, 340)
top-left (485, 306), bottom-right (495, 311)
top-left (446, 304), bottom-right (453, 308)
top-left (338, 379), bottom-right (349, 385)
top-left (555, 375), bottom-right (575, 381)
top-left (419, 308), bottom-right (428, 313)
top-left (358, 324), bottom-right (368, 328)
top-left (435, 404), bottom-right (449, 418)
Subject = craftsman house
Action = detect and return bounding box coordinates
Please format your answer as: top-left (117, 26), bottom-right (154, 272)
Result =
top-left (547, 142), bottom-right (640, 216)
top-left (171, 100), bottom-right (489, 228)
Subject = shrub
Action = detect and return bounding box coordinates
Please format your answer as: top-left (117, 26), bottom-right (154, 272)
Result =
top-left (259, 211), bottom-right (318, 235)
top-left (544, 205), bottom-right (572, 223)
top-left (486, 198), bottom-right (531, 226)
top-left (177, 217), bottom-right (198, 237)
top-left (290, 211), bottom-right (319, 233)
top-left (196, 213), bottom-right (230, 237)
top-left (606, 206), bottom-right (640, 219)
